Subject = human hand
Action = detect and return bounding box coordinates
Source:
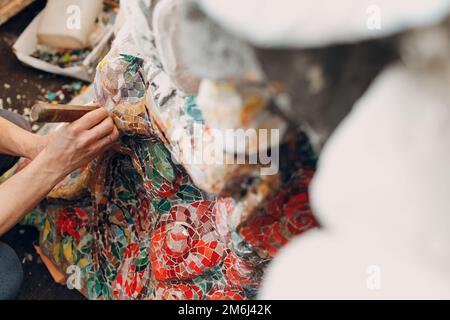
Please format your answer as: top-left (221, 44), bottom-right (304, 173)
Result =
top-left (37, 107), bottom-right (119, 178)
top-left (25, 134), bottom-right (49, 160)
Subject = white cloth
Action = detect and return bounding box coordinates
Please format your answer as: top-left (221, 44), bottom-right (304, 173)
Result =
top-left (260, 64), bottom-right (450, 299)
top-left (197, 0), bottom-right (450, 48)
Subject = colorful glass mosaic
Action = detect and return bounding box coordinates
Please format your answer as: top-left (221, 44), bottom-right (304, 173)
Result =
top-left (21, 53), bottom-right (318, 300)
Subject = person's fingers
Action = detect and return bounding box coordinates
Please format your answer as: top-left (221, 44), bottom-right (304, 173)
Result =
top-left (85, 102), bottom-right (99, 107)
top-left (70, 107), bottom-right (108, 131)
top-left (55, 123), bottom-right (77, 140)
top-left (88, 126), bottom-right (119, 155)
top-left (81, 117), bottom-right (116, 146)
top-left (54, 122), bottom-right (70, 132)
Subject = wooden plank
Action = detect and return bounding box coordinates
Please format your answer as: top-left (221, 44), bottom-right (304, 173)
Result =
top-left (0, 0), bottom-right (34, 26)
top-left (103, 0), bottom-right (120, 9)
top-left (31, 103), bottom-right (99, 123)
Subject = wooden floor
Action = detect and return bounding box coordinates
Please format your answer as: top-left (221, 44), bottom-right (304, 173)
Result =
top-left (0, 0), bottom-right (34, 27)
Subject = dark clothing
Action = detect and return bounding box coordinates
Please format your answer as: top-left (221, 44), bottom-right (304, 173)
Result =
top-left (0, 154), bottom-right (20, 177)
top-left (0, 109), bottom-right (30, 299)
top-left (0, 242), bottom-right (23, 300)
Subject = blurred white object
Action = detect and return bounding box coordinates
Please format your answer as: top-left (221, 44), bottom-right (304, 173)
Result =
top-left (113, 5), bottom-right (125, 36)
top-left (110, 0), bottom-right (154, 65)
top-left (196, 80), bottom-right (287, 153)
top-left (13, 12), bottom-right (114, 81)
top-left (178, 0), bottom-right (263, 81)
top-left (260, 64), bottom-right (450, 299)
top-left (153, 0), bottom-right (201, 94)
top-left (197, 0), bottom-right (450, 48)
top-left (37, 0), bottom-right (102, 49)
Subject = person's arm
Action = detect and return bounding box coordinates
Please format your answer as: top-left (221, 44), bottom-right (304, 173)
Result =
top-left (0, 117), bottom-right (47, 160)
top-left (0, 107), bottom-right (119, 235)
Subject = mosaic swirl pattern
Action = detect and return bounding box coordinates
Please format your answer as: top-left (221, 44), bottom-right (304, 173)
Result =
top-left (22, 55), bottom-right (318, 299)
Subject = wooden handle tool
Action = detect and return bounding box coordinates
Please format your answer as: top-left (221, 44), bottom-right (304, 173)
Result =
top-left (30, 103), bottom-right (99, 123)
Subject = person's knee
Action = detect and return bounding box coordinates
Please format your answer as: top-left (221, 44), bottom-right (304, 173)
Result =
top-left (0, 242), bottom-right (23, 300)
